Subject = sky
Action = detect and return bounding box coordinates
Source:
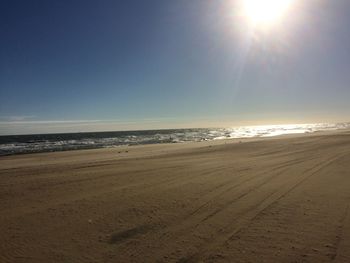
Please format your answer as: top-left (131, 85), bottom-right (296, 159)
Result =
top-left (1, 0), bottom-right (350, 135)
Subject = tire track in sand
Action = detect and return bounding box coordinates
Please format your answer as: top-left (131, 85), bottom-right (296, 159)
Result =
top-left (174, 154), bottom-right (344, 263)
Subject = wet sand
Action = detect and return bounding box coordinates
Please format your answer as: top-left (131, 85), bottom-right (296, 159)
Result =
top-left (1, 130), bottom-right (350, 263)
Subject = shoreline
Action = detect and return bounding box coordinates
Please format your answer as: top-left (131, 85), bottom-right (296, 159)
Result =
top-left (1, 123), bottom-right (349, 157)
top-left (1, 128), bottom-right (349, 161)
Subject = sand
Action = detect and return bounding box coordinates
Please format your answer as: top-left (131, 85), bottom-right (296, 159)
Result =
top-left (1, 130), bottom-right (350, 263)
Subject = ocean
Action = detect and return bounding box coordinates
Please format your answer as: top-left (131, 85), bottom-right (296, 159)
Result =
top-left (0, 122), bottom-right (349, 156)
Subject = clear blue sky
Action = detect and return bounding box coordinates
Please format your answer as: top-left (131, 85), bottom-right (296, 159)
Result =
top-left (1, 0), bottom-right (349, 134)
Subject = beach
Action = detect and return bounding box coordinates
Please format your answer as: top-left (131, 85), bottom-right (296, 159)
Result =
top-left (1, 130), bottom-right (350, 263)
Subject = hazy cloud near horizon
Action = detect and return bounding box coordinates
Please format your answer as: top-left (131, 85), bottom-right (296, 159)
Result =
top-left (1, 115), bottom-right (349, 135)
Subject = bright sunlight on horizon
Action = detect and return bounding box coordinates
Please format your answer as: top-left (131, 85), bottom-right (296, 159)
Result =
top-left (242, 0), bottom-right (295, 28)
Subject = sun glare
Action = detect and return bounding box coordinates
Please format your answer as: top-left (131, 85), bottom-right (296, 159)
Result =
top-left (243, 0), bottom-right (294, 27)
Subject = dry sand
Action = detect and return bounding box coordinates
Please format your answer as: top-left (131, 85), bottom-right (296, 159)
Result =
top-left (1, 130), bottom-right (350, 263)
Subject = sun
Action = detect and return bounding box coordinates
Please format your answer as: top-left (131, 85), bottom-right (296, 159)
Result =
top-left (242, 0), bottom-right (294, 27)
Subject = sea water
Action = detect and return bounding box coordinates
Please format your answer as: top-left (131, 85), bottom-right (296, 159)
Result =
top-left (0, 122), bottom-right (349, 156)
